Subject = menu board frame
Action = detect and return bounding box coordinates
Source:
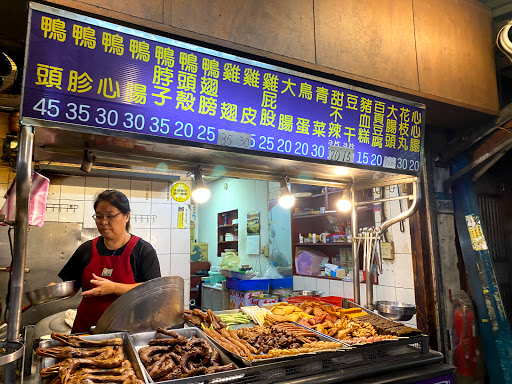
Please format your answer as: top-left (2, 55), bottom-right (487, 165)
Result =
top-left (21, 2), bottom-right (426, 176)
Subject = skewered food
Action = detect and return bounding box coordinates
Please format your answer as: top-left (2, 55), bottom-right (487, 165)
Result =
top-left (137, 327), bottom-right (236, 381)
top-left (269, 301), bottom-right (416, 343)
top-left (203, 322), bottom-right (347, 360)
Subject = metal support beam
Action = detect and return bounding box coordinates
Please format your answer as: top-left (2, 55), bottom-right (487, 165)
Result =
top-left (435, 102), bottom-right (512, 167)
top-left (442, 134), bottom-right (512, 193)
top-left (351, 186), bottom-right (360, 304)
top-left (7, 125), bottom-right (34, 341)
top-left (5, 125), bottom-right (33, 383)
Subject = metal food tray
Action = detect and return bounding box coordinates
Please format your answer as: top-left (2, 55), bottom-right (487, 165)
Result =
top-left (204, 323), bottom-right (348, 367)
top-left (36, 332), bottom-right (147, 384)
top-left (129, 327), bottom-right (241, 383)
top-left (294, 299), bottom-right (423, 346)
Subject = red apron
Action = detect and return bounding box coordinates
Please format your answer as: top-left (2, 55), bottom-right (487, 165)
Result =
top-left (72, 235), bottom-right (140, 333)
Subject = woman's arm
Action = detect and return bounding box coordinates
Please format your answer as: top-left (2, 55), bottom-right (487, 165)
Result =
top-left (82, 273), bottom-right (142, 297)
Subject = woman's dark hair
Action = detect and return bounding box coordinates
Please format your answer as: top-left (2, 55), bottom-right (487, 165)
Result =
top-left (94, 190), bottom-right (131, 231)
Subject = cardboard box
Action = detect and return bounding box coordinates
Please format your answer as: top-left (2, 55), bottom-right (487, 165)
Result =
top-left (229, 289), bottom-right (264, 309)
top-left (249, 296), bottom-right (278, 306)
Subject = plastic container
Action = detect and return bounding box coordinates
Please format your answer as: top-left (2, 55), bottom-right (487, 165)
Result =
top-left (269, 276), bottom-right (293, 289)
top-left (287, 296), bottom-right (322, 304)
top-left (226, 277), bottom-right (270, 291)
top-left (208, 271), bottom-right (225, 285)
top-left (319, 296), bottom-right (355, 306)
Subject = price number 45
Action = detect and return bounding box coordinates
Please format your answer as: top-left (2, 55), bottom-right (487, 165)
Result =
top-left (33, 98), bottom-right (60, 117)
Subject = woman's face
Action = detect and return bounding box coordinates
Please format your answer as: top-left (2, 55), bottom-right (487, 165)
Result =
top-left (94, 201), bottom-right (129, 240)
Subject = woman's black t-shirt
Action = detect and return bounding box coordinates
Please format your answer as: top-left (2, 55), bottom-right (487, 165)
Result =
top-left (58, 236), bottom-right (161, 289)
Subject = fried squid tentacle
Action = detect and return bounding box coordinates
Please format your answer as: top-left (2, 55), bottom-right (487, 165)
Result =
top-left (158, 366), bottom-right (182, 381)
top-left (148, 337), bottom-right (187, 347)
top-left (206, 363), bottom-right (237, 374)
top-left (148, 354), bottom-right (176, 380)
top-left (138, 346), bottom-right (171, 365)
top-left (155, 327), bottom-right (182, 339)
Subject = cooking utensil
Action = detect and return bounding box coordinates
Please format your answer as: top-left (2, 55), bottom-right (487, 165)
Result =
top-left (376, 301), bottom-right (416, 321)
top-left (24, 281), bottom-right (77, 305)
top-left (94, 276), bottom-right (184, 334)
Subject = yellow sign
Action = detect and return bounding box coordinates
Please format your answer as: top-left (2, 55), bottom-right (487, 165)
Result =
top-left (465, 214), bottom-right (488, 251)
top-left (170, 182), bottom-right (190, 202)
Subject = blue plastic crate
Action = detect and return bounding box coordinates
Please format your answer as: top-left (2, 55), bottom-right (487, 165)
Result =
top-left (225, 277), bottom-right (270, 291)
top-left (269, 276), bottom-right (293, 289)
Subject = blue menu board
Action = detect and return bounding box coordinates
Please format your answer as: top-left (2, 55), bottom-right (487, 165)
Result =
top-left (21, 4), bottom-right (425, 175)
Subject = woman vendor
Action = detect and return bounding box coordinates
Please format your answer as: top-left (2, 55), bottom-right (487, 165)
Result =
top-left (59, 189), bottom-right (161, 333)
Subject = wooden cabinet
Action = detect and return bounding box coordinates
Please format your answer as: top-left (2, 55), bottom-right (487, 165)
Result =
top-left (291, 188), bottom-right (374, 279)
top-left (190, 261), bottom-right (210, 307)
top-left (217, 209), bottom-right (238, 257)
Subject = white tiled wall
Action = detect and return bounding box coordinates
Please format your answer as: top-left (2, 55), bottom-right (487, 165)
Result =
top-left (292, 186), bottom-right (417, 327)
top-left (41, 175), bottom-right (192, 307)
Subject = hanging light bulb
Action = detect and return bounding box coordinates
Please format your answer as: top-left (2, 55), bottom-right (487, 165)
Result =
top-left (279, 177), bottom-right (295, 209)
top-left (192, 166), bottom-right (210, 204)
top-left (337, 188), bottom-right (352, 212)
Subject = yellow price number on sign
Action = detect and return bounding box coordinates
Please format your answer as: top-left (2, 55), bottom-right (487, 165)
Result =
top-left (171, 182), bottom-right (190, 203)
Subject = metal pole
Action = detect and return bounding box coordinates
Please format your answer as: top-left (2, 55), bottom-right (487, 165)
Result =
top-left (366, 231), bottom-right (374, 310)
top-left (355, 194), bottom-right (413, 206)
top-left (378, 178), bottom-right (421, 233)
top-left (351, 186), bottom-right (360, 304)
top-left (7, 124), bottom-right (33, 341)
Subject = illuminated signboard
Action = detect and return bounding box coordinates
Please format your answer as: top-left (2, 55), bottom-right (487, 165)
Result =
top-left (21, 4), bottom-right (425, 175)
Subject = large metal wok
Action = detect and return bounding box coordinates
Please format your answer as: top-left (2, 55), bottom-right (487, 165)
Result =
top-left (24, 281), bottom-right (77, 305)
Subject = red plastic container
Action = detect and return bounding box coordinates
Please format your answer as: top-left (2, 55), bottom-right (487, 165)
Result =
top-left (287, 296), bottom-right (322, 304)
top-left (318, 296), bottom-right (344, 306)
top-left (287, 295), bottom-right (353, 306)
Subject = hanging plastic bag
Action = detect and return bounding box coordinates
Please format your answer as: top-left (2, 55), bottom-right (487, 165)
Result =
top-left (218, 251), bottom-right (240, 270)
top-left (263, 262), bottom-right (283, 279)
top-left (0, 171), bottom-right (50, 227)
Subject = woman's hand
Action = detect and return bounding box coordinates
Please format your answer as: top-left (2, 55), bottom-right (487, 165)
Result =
top-left (82, 273), bottom-right (117, 297)
top-left (82, 273), bottom-right (142, 297)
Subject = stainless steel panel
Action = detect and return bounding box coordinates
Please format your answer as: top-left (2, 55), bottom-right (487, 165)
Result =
top-left (129, 327), bottom-right (239, 383)
top-left (36, 332), bottom-right (147, 384)
top-left (94, 276), bottom-right (184, 334)
top-left (32, 127), bottom-right (420, 186)
top-left (0, 222), bottom-right (85, 328)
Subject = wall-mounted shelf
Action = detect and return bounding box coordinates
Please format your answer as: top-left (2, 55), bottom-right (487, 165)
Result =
top-left (291, 187), bottom-right (375, 277)
top-left (217, 209), bottom-right (238, 257)
top-left (294, 242), bottom-right (352, 246)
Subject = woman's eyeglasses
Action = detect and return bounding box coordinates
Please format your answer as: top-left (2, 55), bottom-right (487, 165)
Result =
top-left (92, 212), bottom-right (123, 222)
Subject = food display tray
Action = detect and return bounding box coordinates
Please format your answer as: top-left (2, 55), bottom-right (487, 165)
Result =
top-left (36, 332), bottom-right (147, 384)
top-left (212, 309), bottom-right (257, 330)
top-left (129, 327), bottom-right (240, 383)
top-left (203, 323), bottom-right (348, 367)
